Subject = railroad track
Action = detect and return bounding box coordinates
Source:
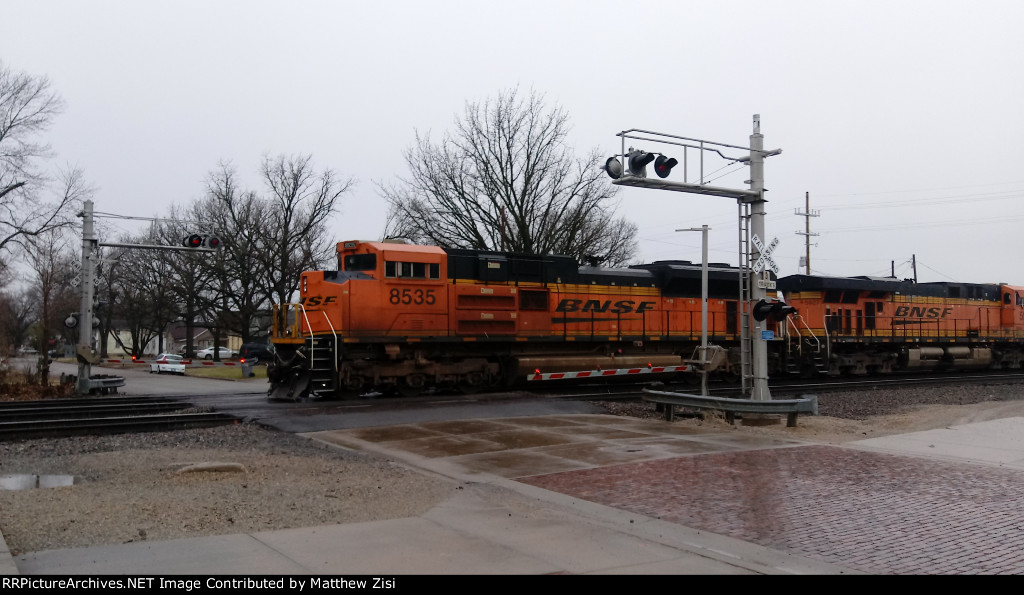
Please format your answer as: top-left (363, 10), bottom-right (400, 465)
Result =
top-left (0, 396), bottom-right (240, 441)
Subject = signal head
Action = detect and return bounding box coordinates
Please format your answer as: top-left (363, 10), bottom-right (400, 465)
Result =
top-left (184, 234), bottom-right (204, 248)
top-left (204, 236), bottom-right (222, 249)
top-left (603, 156), bottom-right (623, 180)
top-left (627, 150), bottom-right (656, 177)
top-left (654, 155), bottom-right (678, 178)
top-left (752, 299), bottom-right (798, 322)
top-left (771, 302), bottom-right (798, 321)
top-left (752, 299), bottom-right (774, 322)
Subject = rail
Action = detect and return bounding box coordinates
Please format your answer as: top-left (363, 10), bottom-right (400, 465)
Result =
top-left (641, 388), bottom-right (818, 427)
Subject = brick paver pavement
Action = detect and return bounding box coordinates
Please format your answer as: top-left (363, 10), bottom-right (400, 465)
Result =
top-left (519, 445), bottom-right (1024, 575)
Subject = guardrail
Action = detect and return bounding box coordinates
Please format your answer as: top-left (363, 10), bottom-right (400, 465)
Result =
top-left (641, 388), bottom-right (818, 427)
top-left (58, 373), bottom-right (125, 395)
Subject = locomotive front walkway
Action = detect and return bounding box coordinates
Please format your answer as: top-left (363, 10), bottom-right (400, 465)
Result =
top-left (10, 408), bottom-right (1024, 575)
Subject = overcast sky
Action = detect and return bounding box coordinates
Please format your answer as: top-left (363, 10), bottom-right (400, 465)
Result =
top-left (4, 1), bottom-right (1023, 284)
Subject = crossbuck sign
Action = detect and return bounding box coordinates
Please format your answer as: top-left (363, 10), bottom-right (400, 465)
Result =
top-left (750, 234), bottom-right (779, 275)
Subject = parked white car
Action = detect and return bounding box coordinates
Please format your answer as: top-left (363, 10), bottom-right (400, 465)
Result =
top-left (149, 353), bottom-right (186, 375)
top-left (196, 347), bottom-right (238, 360)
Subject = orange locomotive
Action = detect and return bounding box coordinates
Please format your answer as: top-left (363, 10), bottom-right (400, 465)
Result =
top-left (267, 240), bottom-right (749, 400)
top-left (266, 239), bottom-right (1024, 401)
top-left (776, 275), bottom-right (1024, 376)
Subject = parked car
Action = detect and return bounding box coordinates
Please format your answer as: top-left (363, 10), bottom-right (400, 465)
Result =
top-left (239, 342), bottom-right (275, 363)
top-left (196, 347), bottom-right (237, 360)
top-left (150, 353), bottom-right (186, 375)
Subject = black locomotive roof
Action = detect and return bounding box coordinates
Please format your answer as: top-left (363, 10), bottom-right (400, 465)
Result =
top-left (630, 261), bottom-right (741, 299)
top-left (445, 247), bottom-right (581, 284)
top-left (444, 247), bottom-right (742, 297)
top-left (778, 274), bottom-right (1000, 300)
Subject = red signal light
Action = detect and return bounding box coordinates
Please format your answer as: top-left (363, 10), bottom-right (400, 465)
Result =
top-left (654, 155), bottom-right (678, 178)
top-left (185, 234), bottom-right (203, 248)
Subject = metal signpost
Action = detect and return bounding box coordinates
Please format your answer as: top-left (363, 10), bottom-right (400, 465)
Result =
top-left (605, 115), bottom-right (782, 400)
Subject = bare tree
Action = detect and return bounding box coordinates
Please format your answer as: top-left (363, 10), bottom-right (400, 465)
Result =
top-left (260, 154), bottom-right (353, 307)
top-left (0, 288), bottom-right (35, 355)
top-left (0, 62), bottom-right (87, 273)
top-left (202, 162), bottom-right (274, 343)
top-left (379, 88), bottom-right (637, 266)
top-left (24, 227), bottom-right (78, 383)
top-left (155, 209), bottom-right (218, 358)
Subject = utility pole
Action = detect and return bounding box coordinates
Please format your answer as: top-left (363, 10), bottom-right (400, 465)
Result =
top-left (794, 191), bottom-right (819, 274)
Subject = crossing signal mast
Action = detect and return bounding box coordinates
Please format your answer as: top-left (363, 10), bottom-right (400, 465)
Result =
top-left (602, 117), bottom-right (791, 400)
top-left (74, 200), bottom-right (223, 395)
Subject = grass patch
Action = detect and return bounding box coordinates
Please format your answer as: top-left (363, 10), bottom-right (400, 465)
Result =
top-left (185, 365), bottom-right (267, 380)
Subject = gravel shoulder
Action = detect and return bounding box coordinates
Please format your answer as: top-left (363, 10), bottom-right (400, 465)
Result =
top-left (0, 424), bottom-right (455, 556)
top-left (3, 380), bottom-right (1024, 556)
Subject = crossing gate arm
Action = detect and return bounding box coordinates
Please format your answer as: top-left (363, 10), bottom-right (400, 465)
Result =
top-left (641, 388), bottom-right (818, 428)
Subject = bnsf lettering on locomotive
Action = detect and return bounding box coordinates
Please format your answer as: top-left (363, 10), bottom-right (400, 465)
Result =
top-left (300, 296), bottom-right (337, 307)
top-left (893, 306), bottom-right (953, 318)
top-left (555, 298), bottom-right (655, 314)
top-left (389, 288), bottom-right (437, 306)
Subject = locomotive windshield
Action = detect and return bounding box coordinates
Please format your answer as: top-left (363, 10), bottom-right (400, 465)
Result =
top-left (343, 253), bottom-right (377, 271)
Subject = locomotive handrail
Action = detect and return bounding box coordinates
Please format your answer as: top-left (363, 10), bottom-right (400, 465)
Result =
top-left (321, 310), bottom-right (339, 375)
top-left (788, 314), bottom-right (822, 353)
top-left (291, 303), bottom-right (316, 361)
top-left (642, 388), bottom-right (818, 428)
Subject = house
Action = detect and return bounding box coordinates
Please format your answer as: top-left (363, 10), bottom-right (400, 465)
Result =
top-left (166, 322), bottom-right (242, 356)
top-left (96, 321), bottom-right (243, 357)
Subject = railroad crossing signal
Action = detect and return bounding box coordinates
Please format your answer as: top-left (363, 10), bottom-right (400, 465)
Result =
top-left (750, 234), bottom-right (779, 275)
top-left (604, 149), bottom-right (678, 180)
top-left (752, 299), bottom-right (798, 322)
top-left (182, 234), bottom-right (222, 249)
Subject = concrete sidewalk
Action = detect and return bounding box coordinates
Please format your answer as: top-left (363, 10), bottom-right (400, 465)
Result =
top-left (5, 477), bottom-right (854, 575)
top-left (5, 415), bottom-right (1024, 575)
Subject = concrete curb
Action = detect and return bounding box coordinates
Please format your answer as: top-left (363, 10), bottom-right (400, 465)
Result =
top-left (0, 527), bottom-right (18, 575)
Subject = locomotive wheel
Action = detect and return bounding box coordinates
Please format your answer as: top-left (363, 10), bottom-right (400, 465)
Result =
top-left (458, 372), bottom-right (486, 394)
top-left (395, 374), bottom-right (427, 398)
top-left (341, 375), bottom-right (365, 393)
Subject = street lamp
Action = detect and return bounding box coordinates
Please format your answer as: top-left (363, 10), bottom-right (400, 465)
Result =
top-left (677, 225), bottom-right (710, 396)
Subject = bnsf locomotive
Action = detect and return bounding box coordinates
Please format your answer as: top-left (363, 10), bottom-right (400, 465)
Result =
top-left (266, 240), bottom-right (1024, 400)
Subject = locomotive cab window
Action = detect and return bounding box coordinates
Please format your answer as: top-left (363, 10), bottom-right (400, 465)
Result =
top-left (343, 254), bottom-right (377, 272)
top-left (385, 260), bottom-right (440, 280)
